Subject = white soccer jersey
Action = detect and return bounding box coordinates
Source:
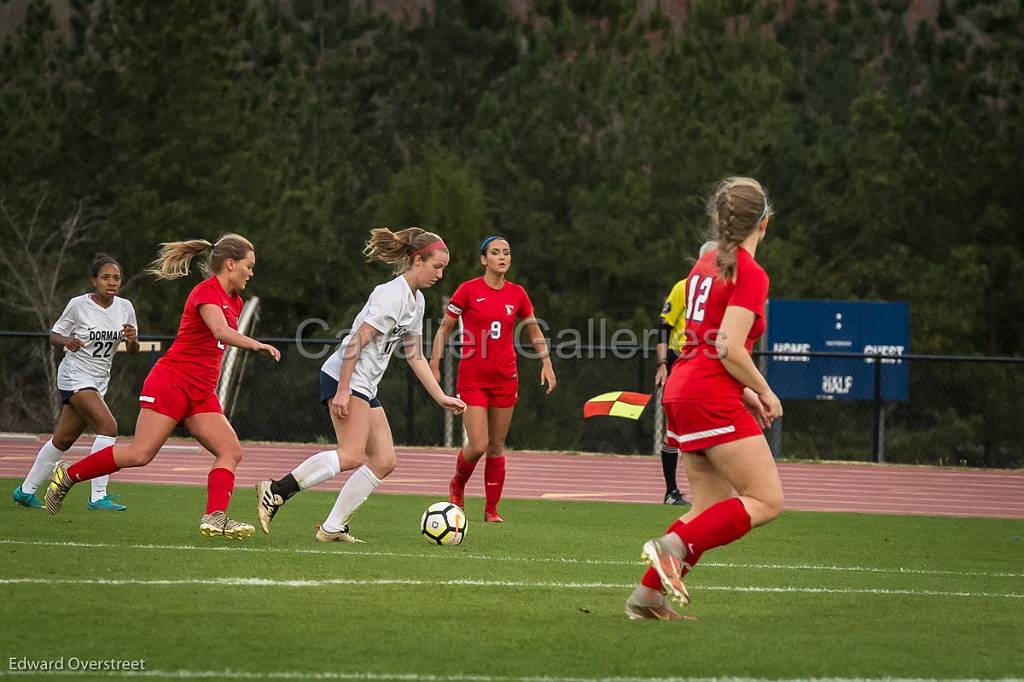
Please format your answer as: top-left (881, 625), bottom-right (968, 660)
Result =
top-left (51, 294), bottom-right (138, 395)
top-left (321, 275), bottom-right (425, 398)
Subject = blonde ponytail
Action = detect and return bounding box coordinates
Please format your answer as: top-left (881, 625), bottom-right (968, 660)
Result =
top-left (364, 227), bottom-right (447, 275)
top-left (146, 233), bottom-right (254, 280)
top-left (146, 239), bottom-right (213, 280)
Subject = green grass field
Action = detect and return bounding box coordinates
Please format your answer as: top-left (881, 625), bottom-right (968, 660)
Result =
top-left (2, 477), bottom-right (1023, 681)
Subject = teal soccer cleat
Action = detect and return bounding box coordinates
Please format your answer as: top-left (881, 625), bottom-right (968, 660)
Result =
top-left (87, 495), bottom-right (127, 511)
top-left (12, 486), bottom-right (44, 509)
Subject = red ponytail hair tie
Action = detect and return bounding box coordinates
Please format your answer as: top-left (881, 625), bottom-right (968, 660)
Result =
top-left (412, 240), bottom-right (447, 257)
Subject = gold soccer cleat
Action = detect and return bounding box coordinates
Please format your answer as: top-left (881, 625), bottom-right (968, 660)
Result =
top-left (200, 511), bottom-right (255, 539)
top-left (44, 460), bottom-right (75, 516)
top-left (314, 524), bottom-right (364, 544)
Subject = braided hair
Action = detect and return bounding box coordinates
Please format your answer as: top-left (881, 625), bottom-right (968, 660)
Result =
top-left (706, 177), bottom-right (772, 280)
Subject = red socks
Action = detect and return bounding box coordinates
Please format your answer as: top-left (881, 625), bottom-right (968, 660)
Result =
top-left (671, 497), bottom-right (751, 556)
top-left (640, 498), bottom-right (752, 591)
top-left (205, 467), bottom-right (235, 514)
top-left (449, 450), bottom-right (477, 507)
top-left (484, 455), bottom-right (506, 514)
top-left (641, 566), bottom-right (665, 590)
top-left (451, 452), bottom-right (506, 514)
top-left (67, 445), bottom-right (120, 482)
top-left (453, 450), bottom-right (478, 485)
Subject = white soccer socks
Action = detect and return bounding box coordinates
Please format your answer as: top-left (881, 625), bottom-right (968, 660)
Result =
top-left (292, 450), bottom-right (342, 490)
top-left (321, 465), bottom-right (381, 533)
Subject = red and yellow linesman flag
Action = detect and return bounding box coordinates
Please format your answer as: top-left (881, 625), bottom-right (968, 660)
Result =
top-left (583, 391), bottom-right (652, 420)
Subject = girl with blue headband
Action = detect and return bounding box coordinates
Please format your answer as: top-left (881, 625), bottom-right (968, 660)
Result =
top-left (429, 236), bottom-right (556, 522)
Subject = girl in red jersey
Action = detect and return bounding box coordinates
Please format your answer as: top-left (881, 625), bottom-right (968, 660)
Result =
top-left (624, 178), bottom-right (784, 620)
top-left (429, 236), bottom-right (556, 522)
top-left (44, 234), bottom-right (281, 539)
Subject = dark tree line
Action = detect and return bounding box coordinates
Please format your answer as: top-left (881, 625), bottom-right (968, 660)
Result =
top-left (2, 0), bottom-right (1022, 352)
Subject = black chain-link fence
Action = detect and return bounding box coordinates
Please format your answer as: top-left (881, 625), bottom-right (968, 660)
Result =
top-left (762, 353), bottom-right (1024, 468)
top-left (1, 332), bottom-right (1022, 468)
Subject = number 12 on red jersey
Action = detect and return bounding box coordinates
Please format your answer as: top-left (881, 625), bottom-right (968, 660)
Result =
top-left (685, 275), bottom-right (713, 322)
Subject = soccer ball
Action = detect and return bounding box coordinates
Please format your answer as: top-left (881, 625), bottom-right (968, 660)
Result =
top-left (420, 501), bottom-right (467, 546)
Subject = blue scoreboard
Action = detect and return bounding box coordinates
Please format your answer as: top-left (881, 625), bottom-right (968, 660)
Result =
top-left (764, 300), bottom-right (909, 401)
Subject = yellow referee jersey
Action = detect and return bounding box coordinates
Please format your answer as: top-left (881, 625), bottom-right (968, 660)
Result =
top-left (659, 279), bottom-right (688, 354)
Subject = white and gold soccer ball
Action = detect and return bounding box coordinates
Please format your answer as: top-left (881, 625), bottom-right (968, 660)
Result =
top-left (420, 501), bottom-right (467, 546)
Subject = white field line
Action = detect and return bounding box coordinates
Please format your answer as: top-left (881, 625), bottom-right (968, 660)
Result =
top-left (0, 671), bottom-right (1018, 682)
top-left (0, 576), bottom-right (1021, 599)
top-left (1, 538), bottom-right (1021, 579)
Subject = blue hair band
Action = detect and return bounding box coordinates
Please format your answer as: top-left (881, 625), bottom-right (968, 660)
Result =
top-left (479, 235), bottom-right (509, 254)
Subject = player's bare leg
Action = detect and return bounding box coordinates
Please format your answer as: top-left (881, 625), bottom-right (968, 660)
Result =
top-left (49, 409), bottom-right (176, 516)
top-left (68, 390), bottom-right (126, 511)
top-left (318, 400), bottom-right (385, 542)
top-left (113, 409), bottom-right (179, 469)
top-left (704, 437), bottom-right (784, 529)
top-left (258, 410), bottom-right (366, 534)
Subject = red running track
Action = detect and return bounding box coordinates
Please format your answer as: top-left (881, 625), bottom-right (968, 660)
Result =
top-left (2, 434), bottom-right (1023, 519)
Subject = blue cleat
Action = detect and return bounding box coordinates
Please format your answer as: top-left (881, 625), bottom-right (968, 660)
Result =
top-left (87, 495), bottom-right (127, 512)
top-left (12, 486), bottom-right (44, 509)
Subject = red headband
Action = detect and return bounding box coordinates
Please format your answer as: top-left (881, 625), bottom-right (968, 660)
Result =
top-left (412, 240), bottom-right (447, 257)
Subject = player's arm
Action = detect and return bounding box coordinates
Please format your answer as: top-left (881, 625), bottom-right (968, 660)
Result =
top-left (429, 314), bottom-right (458, 384)
top-left (198, 304), bottom-right (281, 361)
top-left (123, 304), bottom-right (140, 354)
top-left (655, 322), bottom-right (672, 387)
top-left (404, 334), bottom-right (466, 415)
top-left (656, 280), bottom-right (686, 387)
top-left (123, 335), bottom-right (141, 354)
top-left (521, 317), bottom-right (556, 394)
top-left (50, 331), bottom-right (83, 352)
top-left (50, 301), bottom-right (82, 351)
top-left (122, 325), bottom-right (141, 354)
top-left (329, 321), bottom-right (379, 419)
top-left (715, 307), bottom-right (781, 419)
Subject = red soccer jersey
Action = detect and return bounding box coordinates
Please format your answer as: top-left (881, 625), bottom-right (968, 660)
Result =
top-left (156, 275), bottom-right (243, 393)
top-left (663, 247), bottom-right (769, 404)
top-left (446, 277), bottom-right (534, 387)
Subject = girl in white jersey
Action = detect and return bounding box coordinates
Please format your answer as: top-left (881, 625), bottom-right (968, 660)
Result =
top-left (13, 255), bottom-right (140, 511)
top-left (257, 228), bottom-right (465, 541)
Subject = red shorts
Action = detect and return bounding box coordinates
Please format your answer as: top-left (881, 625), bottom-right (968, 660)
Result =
top-left (663, 399), bottom-right (763, 453)
top-left (457, 381), bottom-right (518, 409)
top-left (139, 365), bottom-right (223, 422)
